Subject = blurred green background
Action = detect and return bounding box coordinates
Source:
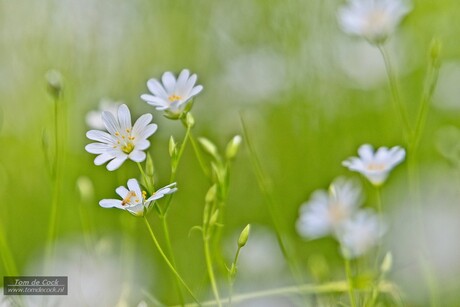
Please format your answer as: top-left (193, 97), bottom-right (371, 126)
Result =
top-left (1, 0), bottom-right (460, 305)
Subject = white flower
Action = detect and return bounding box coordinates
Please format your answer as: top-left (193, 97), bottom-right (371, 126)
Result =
top-left (337, 0), bottom-right (411, 44)
top-left (338, 209), bottom-right (385, 259)
top-left (85, 98), bottom-right (121, 130)
top-left (296, 177), bottom-right (362, 239)
top-left (141, 69), bottom-right (203, 118)
top-left (99, 178), bottom-right (177, 216)
top-left (85, 104), bottom-right (157, 171)
top-left (342, 144), bottom-right (405, 186)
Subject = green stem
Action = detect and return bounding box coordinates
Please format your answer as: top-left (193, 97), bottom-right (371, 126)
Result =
top-left (240, 114), bottom-right (303, 284)
top-left (161, 215), bottom-right (185, 305)
top-left (377, 44), bottom-right (411, 136)
top-left (143, 216), bottom-right (200, 305)
top-left (203, 236), bottom-right (222, 307)
top-left (137, 162), bottom-right (153, 193)
top-left (189, 131), bottom-right (211, 179)
top-left (228, 246), bottom-right (242, 306)
top-left (344, 258), bottom-right (357, 307)
top-left (410, 52), bottom-right (440, 155)
top-left (173, 280), bottom-right (401, 307)
top-left (45, 91), bottom-right (65, 264)
top-left (0, 223), bottom-right (18, 275)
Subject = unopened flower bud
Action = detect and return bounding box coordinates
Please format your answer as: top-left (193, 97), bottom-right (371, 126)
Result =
top-left (380, 252), bottom-right (393, 274)
top-left (199, 137), bottom-right (218, 158)
top-left (185, 112), bottom-right (195, 128)
top-left (76, 176), bottom-right (94, 202)
top-left (169, 136), bottom-right (177, 158)
top-left (209, 209), bottom-right (219, 226)
top-left (429, 38), bottom-right (442, 65)
top-left (237, 224), bottom-right (251, 248)
top-left (45, 69), bottom-right (63, 99)
top-left (205, 185), bottom-right (217, 203)
top-left (146, 153), bottom-right (154, 177)
top-left (225, 135), bottom-right (242, 160)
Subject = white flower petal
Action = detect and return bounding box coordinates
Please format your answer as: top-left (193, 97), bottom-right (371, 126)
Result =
top-left (94, 153), bottom-right (115, 165)
top-left (99, 199), bottom-right (123, 208)
top-left (132, 113), bottom-right (153, 136)
top-left (129, 150), bottom-right (146, 162)
top-left (147, 79), bottom-right (169, 98)
top-left (106, 155), bottom-right (128, 171)
top-left (117, 104), bottom-right (132, 133)
top-left (140, 94), bottom-right (169, 107)
top-left (116, 186), bottom-right (129, 199)
top-left (176, 69), bottom-right (190, 90)
top-left (162, 71), bottom-right (176, 93)
top-left (86, 130), bottom-right (115, 144)
top-left (127, 179), bottom-right (142, 196)
top-left (85, 143), bottom-right (114, 154)
top-left (102, 111), bottom-right (120, 135)
top-left (137, 123), bottom-right (157, 140)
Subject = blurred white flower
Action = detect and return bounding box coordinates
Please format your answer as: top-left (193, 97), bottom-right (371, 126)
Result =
top-left (99, 178), bottom-right (177, 216)
top-left (86, 98), bottom-right (121, 130)
top-left (338, 209), bottom-right (385, 259)
top-left (337, 0), bottom-right (411, 44)
top-left (296, 177), bottom-right (362, 239)
top-left (21, 238), bottom-right (150, 307)
top-left (141, 69), bottom-right (203, 119)
top-left (342, 144), bottom-right (405, 186)
top-left (85, 104), bottom-right (157, 171)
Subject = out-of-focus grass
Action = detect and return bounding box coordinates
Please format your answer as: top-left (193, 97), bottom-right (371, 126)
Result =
top-left (1, 0), bottom-right (460, 305)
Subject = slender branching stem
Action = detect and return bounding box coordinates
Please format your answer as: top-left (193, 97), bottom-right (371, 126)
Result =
top-left (344, 258), bottom-right (357, 307)
top-left (143, 216), bottom-right (200, 305)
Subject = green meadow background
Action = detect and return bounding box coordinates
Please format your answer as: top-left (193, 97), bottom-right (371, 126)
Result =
top-left (1, 0), bottom-right (460, 305)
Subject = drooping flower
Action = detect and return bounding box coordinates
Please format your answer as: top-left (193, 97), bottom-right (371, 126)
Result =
top-left (296, 177), bottom-right (362, 239)
top-left (342, 144), bottom-right (406, 186)
top-left (85, 98), bottom-right (121, 130)
top-left (337, 0), bottom-right (411, 44)
top-left (338, 209), bottom-right (385, 259)
top-left (85, 104), bottom-right (157, 171)
top-left (140, 69), bottom-right (203, 119)
top-left (99, 178), bottom-right (177, 216)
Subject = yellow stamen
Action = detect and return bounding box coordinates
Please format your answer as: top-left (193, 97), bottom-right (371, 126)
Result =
top-left (122, 142), bottom-right (134, 154)
top-left (168, 94), bottom-right (182, 102)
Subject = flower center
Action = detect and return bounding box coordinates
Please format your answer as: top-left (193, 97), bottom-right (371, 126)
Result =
top-left (366, 10), bottom-right (389, 33)
top-left (122, 191), bottom-right (137, 206)
top-left (114, 129), bottom-right (136, 154)
top-left (329, 203), bottom-right (347, 225)
top-left (366, 163), bottom-right (385, 171)
top-left (168, 94), bottom-right (182, 102)
top-left (121, 142), bottom-right (134, 154)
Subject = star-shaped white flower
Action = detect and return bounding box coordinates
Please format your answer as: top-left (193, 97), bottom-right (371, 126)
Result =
top-left (85, 104), bottom-right (157, 171)
top-left (140, 69), bottom-right (203, 118)
top-left (342, 144), bottom-right (405, 186)
top-left (99, 179), bottom-right (177, 216)
top-left (338, 209), bottom-right (385, 259)
top-left (337, 0), bottom-right (411, 44)
top-left (296, 177), bottom-right (362, 239)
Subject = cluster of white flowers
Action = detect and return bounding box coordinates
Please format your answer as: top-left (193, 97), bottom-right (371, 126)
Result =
top-left (297, 144), bottom-right (405, 259)
top-left (84, 69), bottom-right (202, 215)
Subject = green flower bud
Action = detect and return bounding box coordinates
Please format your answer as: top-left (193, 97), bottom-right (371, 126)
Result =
top-left (380, 252), bottom-right (393, 274)
top-left (237, 224), bottom-right (251, 248)
top-left (209, 209), bottom-right (219, 226)
top-left (198, 137), bottom-right (218, 158)
top-left (169, 136), bottom-right (177, 158)
top-left (185, 112), bottom-right (195, 128)
top-left (225, 135), bottom-right (242, 160)
top-left (45, 69), bottom-right (63, 99)
top-left (76, 176), bottom-right (94, 203)
top-left (205, 184), bottom-right (217, 203)
top-left (429, 38), bottom-right (442, 65)
top-left (146, 153), bottom-right (154, 177)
